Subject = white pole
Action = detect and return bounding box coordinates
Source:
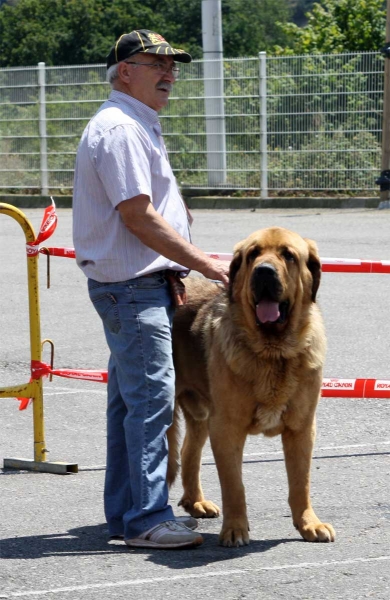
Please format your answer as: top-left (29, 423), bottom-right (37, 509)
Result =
top-left (38, 62), bottom-right (48, 195)
top-left (379, 0), bottom-right (390, 202)
top-left (259, 52), bottom-right (268, 199)
top-left (202, 0), bottom-right (226, 186)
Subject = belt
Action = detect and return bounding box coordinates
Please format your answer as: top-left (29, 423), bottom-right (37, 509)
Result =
top-left (142, 270), bottom-right (168, 278)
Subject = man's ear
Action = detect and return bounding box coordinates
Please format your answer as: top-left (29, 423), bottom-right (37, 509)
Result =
top-left (117, 61), bottom-right (131, 83)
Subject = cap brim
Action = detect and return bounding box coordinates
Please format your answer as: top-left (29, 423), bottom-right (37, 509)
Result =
top-left (141, 48), bottom-right (192, 63)
top-left (106, 46), bottom-right (192, 69)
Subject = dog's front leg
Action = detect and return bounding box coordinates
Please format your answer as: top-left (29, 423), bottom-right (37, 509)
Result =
top-left (209, 417), bottom-right (249, 547)
top-left (179, 413), bottom-right (220, 518)
top-left (282, 421), bottom-right (335, 542)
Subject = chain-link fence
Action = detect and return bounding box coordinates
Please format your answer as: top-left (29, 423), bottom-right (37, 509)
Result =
top-left (0, 52), bottom-right (384, 195)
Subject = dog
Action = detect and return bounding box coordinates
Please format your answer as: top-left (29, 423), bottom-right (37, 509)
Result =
top-left (169, 226), bottom-right (335, 547)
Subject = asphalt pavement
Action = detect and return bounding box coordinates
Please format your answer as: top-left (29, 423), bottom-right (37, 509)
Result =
top-left (1, 206), bottom-right (390, 599)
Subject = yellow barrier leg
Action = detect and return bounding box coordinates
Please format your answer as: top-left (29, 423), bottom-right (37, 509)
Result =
top-left (0, 203), bottom-right (78, 474)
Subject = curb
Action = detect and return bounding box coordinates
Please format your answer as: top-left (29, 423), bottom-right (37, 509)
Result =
top-left (0, 196), bottom-right (73, 209)
top-left (0, 195), bottom-right (384, 210)
top-left (185, 196), bottom-right (381, 210)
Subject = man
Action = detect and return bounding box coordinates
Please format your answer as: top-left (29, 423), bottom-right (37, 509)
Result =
top-left (72, 29), bottom-right (229, 550)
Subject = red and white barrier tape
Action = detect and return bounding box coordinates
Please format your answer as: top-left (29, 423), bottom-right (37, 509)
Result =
top-left (321, 378), bottom-right (390, 398)
top-left (39, 247), bottom-right (390, 274)
top-left (16, 367), bottom-right (390, 410)
top-left (208, 252), bottom-right (390, 273)
top-left (17, 361), bottom-right (107, 409)
top-left (40, 246), bottom-right (76, 258)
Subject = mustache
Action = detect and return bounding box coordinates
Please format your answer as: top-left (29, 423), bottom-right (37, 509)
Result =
top-left (156, 82), bottom-right (173, 92)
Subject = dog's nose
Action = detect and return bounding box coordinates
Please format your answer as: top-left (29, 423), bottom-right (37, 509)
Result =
top-left (255, 262), bottom-right (277, 277)
top-left (252, 263), bottom-right (282, 297)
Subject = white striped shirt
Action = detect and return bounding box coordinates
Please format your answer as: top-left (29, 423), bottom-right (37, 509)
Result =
top-left (72, 90), bottom-right (191, 282)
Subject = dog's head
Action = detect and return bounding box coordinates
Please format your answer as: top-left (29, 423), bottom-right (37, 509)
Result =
top-left (228, 227), bottom-right (321, 335)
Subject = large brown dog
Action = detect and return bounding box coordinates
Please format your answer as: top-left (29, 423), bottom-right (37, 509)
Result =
top-left (169, 226), bottom-right (335, 547)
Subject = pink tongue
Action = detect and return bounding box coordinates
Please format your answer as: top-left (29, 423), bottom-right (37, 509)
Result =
top-left (256, 300), bottom-right (280, 323)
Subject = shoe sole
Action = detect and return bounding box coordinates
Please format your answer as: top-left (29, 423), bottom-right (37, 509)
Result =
top-left (125, 535), bottom-right (204, 549)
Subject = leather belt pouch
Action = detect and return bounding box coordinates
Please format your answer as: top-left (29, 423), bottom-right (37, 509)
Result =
top-left (166, 271), bottom-right (187, 306)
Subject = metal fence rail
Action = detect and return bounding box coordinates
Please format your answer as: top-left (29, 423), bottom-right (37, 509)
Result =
top-left (0, 52), bottom-right (384, 195)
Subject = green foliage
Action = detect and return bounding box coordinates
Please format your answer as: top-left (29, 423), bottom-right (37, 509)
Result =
top-left (0, 0), bottom-right (293, 67)
top-left (290, 0), bottom-right (316, 26)
top-left (221, 0), bottom-right (292, 57)
top-left (276, 0), bottom-right (386, 54)
top-left (0, 0), bottom-right (158, 66)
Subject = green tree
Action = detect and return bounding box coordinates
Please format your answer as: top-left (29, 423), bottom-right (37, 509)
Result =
top-left (277, 0), bottom-right (386, 54)
top-left (221, 0), bottom-right (292, 57)
top-left (0, 0), bottom-right (158, 66)
top-left (0, 0), bottom-right (292, 67)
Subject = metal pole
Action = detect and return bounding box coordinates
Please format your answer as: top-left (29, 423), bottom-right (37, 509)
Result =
top-left (0, 204), bottom-right (78, 474)
top-left (259, 52), bottom-right (268, 199)
top-left (202, 0), bottom-right (227, 187)
top-left (38, 62), bottom-right (48, 196)
top-left (377, 0), bottom-right (390, 202)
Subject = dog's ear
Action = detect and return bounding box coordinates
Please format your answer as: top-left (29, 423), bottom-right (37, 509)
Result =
top-left (305, 238), bottom-right (321, 302)
top-left (228, 247), bottom-right (243, 302)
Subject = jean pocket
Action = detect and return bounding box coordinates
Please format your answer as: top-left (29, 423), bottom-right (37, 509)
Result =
top-left (89, 289), bottom-right (121, 334)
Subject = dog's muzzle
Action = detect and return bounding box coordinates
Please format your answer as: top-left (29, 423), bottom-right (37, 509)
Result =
top-left (251, 263), bottom-right (289, 325)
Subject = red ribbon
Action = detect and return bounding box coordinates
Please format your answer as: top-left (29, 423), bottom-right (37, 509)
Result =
top-left (26, 199), bottom-right (58, 256)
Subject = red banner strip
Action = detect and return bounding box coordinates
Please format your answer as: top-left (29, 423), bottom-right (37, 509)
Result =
top-left (321, 378), bottom-right (390, 398)
top-left (39, 247), bottom-right (76, 258)
top-left (30, 360), bottom-right (107, 383)
top-left (321, 261), bottom-right (390, 274)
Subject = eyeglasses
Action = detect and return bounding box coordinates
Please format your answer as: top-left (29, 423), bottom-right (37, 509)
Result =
top-left (124, 61), bottom-right (180, 78)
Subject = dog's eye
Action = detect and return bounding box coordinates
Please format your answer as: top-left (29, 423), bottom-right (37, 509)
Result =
top-left (282, 249), bottom-right (295, 263)
top-left (246, 247), bottom-right (260, 263)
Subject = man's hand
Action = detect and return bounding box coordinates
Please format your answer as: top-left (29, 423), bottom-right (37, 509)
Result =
top-left (118, 195), bottom-right (230, 286)
top-left (201, 259), bottom-right (229, 288)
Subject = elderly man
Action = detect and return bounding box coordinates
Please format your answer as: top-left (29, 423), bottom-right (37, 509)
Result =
top-left (72, 30), bottom-right (229, 549)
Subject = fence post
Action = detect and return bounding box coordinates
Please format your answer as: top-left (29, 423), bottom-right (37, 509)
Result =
top-left (38, 62), bottom-right (48, 195)
top-left (202, 0), bottom-right (227, 187)
top-left (259, 52), bottom-right (268, 199)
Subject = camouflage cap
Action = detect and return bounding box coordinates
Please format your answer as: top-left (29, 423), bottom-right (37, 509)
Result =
top-left (106, 29), bottom-right (192, 69)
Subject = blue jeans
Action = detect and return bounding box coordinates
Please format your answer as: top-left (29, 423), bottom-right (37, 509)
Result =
top-left (88, 273), bottom-right (176, 539)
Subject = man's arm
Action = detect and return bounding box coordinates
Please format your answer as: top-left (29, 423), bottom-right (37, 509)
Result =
top-left (117, 195), bottom-right (229, 285)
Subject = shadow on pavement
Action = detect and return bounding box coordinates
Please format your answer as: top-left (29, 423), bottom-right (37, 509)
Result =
top-left (1, 523), bottom-right (298, 566)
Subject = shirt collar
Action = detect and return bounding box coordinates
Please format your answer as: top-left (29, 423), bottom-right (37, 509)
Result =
top-left (109, 90), bottom-right (160, 129)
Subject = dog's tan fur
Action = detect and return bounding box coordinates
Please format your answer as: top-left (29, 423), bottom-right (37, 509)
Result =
top-left (169, 227), bottom-right (335, 547)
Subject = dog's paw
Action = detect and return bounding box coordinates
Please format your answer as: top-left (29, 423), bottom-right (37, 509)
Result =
top-left (298, 521), bottom-right (336, 543)
top-left (219, 526), bottom-right (250, 547)
top-left (179, 498), bottom-right (220, 518)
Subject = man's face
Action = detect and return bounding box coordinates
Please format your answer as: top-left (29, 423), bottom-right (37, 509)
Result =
top-left (119, 54), bottom-right (177, 111)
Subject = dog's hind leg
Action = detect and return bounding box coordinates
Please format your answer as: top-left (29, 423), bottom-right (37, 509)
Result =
top-left (178, 408), bottom-right (220, 518)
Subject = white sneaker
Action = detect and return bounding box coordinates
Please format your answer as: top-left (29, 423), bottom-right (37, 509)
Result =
top-left (125, 520), bottom-right (204, 549)
top-left (175, 515), bottom-right (198, 530)
top-left (109, 515), bottom-right (198, 540)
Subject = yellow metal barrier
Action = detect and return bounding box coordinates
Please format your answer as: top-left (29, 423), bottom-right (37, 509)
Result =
top-left (0, 204), bottom-right (77, 474)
